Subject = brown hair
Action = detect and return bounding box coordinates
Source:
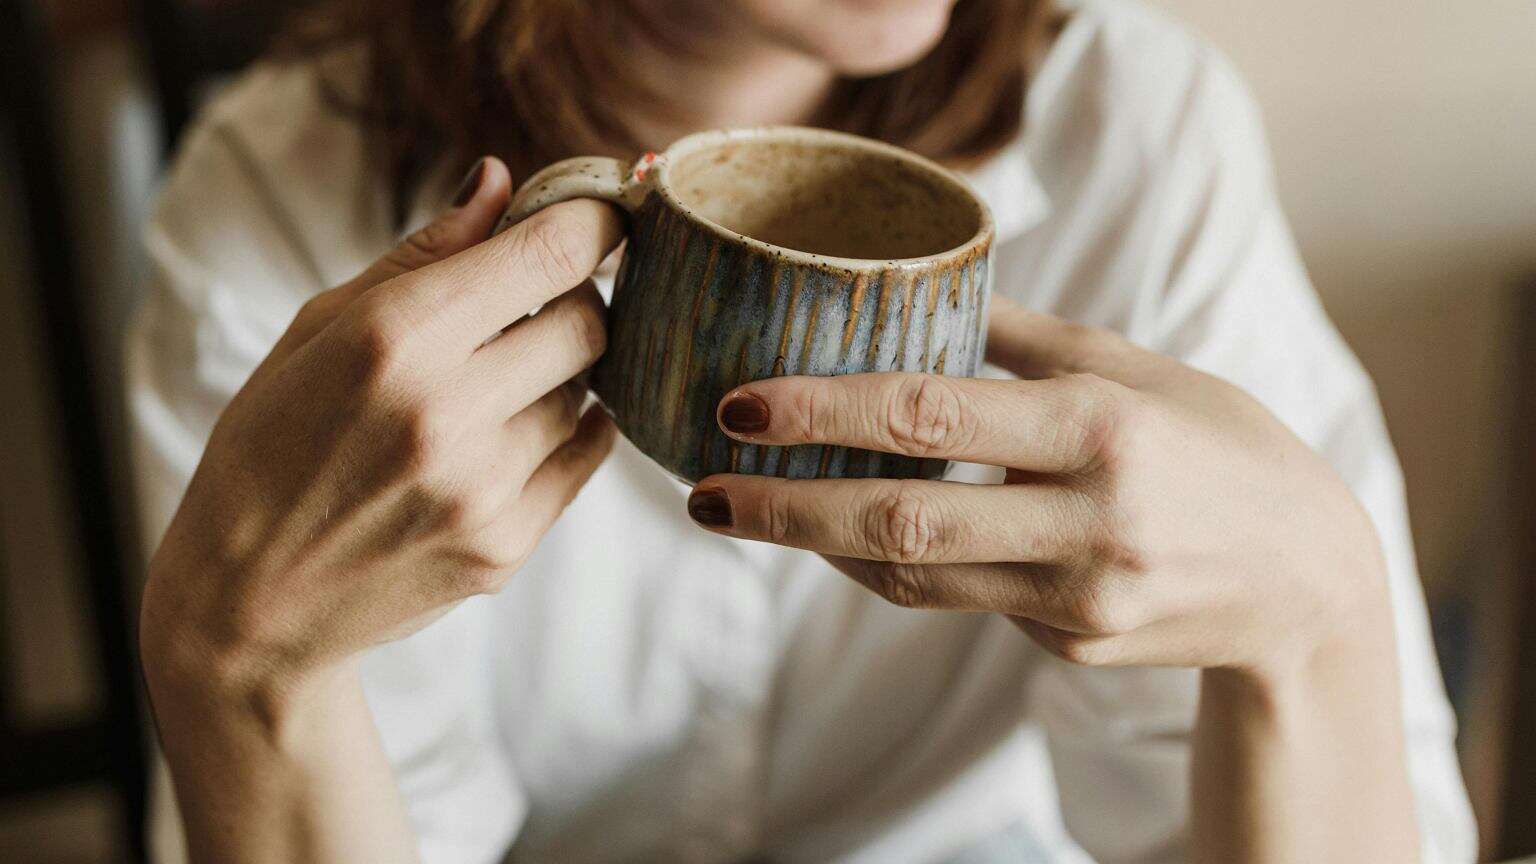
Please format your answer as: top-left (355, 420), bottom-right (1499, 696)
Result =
top-left (285, 0), bottom-right (1057, 220)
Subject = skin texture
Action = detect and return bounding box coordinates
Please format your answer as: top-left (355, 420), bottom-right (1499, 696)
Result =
top-left (621, 0), bottom-right (955, 143)
top-left (142, 3), bottom-right (1423, 861)
top-left (727, 0), bottom-right (957, 74)
top-left (141, 159), bottom-right (623, 863)
top-left (689, 297), bottom-right (1421, 862)
top-left (635, 0), bottom-right (956, 75)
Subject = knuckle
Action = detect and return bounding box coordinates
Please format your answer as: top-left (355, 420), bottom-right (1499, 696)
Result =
top-left (1023, 619), bottom-right (1116, 666)
top-left (865, 483), bottom-right (941, 564)
top-left (1061, 373), bottom-right (1129, 467)
top-left (763, 486), bottom-right (796, 546)
top-left (410, 480), bottom-right (470, 535)
top-left (453, 485), bottom-right (505, 532)
top-left (886, 376), bottom-right (971, 456)
top-left (346, 299), bottom-right (416, 384)
top-left (448, 562), bottom-right (509, 597)
top-left (868, 563), bottom-right (934, 609)
top-left (460, 525), bottom-right (537, 587)
top-left (792, 381), bottom-right (832, 442)
top-left (1065, 586), bottom-right (1137, 637)
top-left (520, 208), bottom-right (591, 288)
top-left (294, 291), bottom-right (342, 329)
top-left (498, 535), bottom-right (537, 574)
top-left (430, 495), bottom-right (473, 533)
top-left (1087, 515), bottom-right (1147, 576)
top-left (1050, 632), bottom-right (1114, 666)
top-left (556, 293), bottom-right (608, 359)
top-left (219, 597), bottom-right (275, 655)
top-left (475, 570), bottom-right (513, 595)
top-left (395, 399), bottom-right (456, 474)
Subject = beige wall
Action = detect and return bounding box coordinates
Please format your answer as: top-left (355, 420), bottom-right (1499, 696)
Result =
top-left (1157, 0), bottom-right (1536, 849)
top-left (1155, 0), bottom-right (1536, 591)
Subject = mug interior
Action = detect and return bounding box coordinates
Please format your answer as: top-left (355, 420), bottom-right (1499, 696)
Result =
top-left (668, 136), bottom-right (982, 261)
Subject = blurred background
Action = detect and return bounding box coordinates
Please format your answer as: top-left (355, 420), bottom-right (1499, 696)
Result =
top-left (1, 0), bottom-right (1532, 861)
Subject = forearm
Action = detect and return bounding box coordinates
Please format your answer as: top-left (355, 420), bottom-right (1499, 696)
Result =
top-left (146, 658), bottom-right (420, 864)
top-left (1190, 594), bottom-right (1420, 863)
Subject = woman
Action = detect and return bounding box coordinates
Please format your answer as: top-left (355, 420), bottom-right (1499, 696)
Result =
top-left (130, 0), bottom-right (1475, 861)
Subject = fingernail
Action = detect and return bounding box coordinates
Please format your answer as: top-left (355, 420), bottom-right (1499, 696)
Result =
top-left (687, 487), bottom-right (733, 528)
top-left (719, 392), bottom-right (770, 435)
top-left (451, 158), bottom-right (486, 207)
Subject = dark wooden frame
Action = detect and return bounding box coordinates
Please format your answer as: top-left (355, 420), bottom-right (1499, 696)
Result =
top-left (0, 2), bottom-right (305, 857)
top-left (1498, 274), bottom-right (1536, 858)
top-left (0, 0), bottom-right (149, 859)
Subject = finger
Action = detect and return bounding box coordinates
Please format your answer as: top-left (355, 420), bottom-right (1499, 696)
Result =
top-left (525, 404), bottom-right (617, 509)
top-left (490, 405), bottom-right (616, 557)
top-left (426, 405), bottom-right (615, 600)
top-left (462, 280), bottom-right (607, 419)
top-left (716, 372), bottom-right (1120, 473)
top-left (258, 157), bottom-right (513, 372)
top-left (985, 294), bottom-right (1146, 384)
top-left (500, 381), bottom-right (585, 491)
top-left (827, 555), bottom-right (1091, 630)
top-left (369, 198), bottom-right (625, 354)
top-left (1009, 616), bottom-right (1126, 666)
top-left (686, 475), bottom-right (1095, 565)
top-left (427, 381), bottom-right (585, 534)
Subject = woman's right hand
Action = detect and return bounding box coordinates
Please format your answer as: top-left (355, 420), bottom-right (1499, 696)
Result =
top-left (140, 156), bottom-right (622, 723)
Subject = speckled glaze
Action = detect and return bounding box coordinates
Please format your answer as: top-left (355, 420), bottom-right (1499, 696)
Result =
top-left (502, 127), bottom-right (994, 484)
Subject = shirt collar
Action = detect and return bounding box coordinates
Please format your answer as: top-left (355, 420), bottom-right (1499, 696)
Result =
top-left (964, 138), bottom-right (1052, 245)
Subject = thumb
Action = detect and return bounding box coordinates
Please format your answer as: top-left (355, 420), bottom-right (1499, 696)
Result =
top-left (272, 156), bottom-right (513, 358)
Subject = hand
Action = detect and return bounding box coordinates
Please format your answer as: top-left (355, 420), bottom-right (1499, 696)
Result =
top-left (686, 297), bottom-right (1421, 860)
top-left (684, 296), bottom-right (1391, 680)
top-left (140, 157), bottom-right (622, 722)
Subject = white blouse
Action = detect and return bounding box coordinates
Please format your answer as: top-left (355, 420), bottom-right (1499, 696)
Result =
top-left (127, 1), bottom-right (1476, 861)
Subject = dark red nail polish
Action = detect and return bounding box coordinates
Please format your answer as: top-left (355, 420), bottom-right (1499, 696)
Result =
top-left (719, 392), bottom-right (769, 435)
top-left (452, 158), bottom-right (486, 207)
top-left (687, 488), bottom-right (733, 528)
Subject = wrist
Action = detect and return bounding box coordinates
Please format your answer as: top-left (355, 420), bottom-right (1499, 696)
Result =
top-left (1250, 503), bottom-right (1393, 676)
top-left (141, 595), bottom-right (353, 751)
top-left (146, 647), bottom-right (362, 762)
top-left (1217, 545), bottom-right (1396, 715)
top-left (1207, 584), bottom-right (1396, 723)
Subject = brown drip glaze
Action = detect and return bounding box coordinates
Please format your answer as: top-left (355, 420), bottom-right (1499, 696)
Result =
top-left (866, 271), bottom-right (893, 367)
top-left (774, 264), bottom-right (799, 364)
top-left (672, 242), bottom-right (721, 448)
top-left (798, 294), bottom-right (824, 371)
top-left (816, 445), bottom-right (833, 479)
top-left (840, 272), bottom-right (870, 356)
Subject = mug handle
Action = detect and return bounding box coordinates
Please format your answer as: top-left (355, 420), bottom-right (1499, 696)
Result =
top-left (493, 153), bottom-right (657, 235)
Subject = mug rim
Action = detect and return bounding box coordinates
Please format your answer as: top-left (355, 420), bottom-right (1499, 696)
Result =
top-left (649, 126), bottom-right (994, 272)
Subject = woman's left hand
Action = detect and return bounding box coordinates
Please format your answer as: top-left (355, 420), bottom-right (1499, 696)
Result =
top-left (685, 297), bottom-right (1391, 679)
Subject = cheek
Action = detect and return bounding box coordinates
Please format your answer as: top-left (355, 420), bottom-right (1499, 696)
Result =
top-left (753, 0), bottom-right (958, 75)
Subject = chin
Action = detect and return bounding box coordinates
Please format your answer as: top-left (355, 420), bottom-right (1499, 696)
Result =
top-left (755, 0), bottom-right (959, 76)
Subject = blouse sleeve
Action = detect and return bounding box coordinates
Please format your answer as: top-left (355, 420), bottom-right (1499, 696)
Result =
top-left (1026, 42), bottom-right (1477, 864)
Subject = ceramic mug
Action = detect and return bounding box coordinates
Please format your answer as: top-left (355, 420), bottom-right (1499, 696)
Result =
top-left (498, 126), bottom-right (994, 484)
